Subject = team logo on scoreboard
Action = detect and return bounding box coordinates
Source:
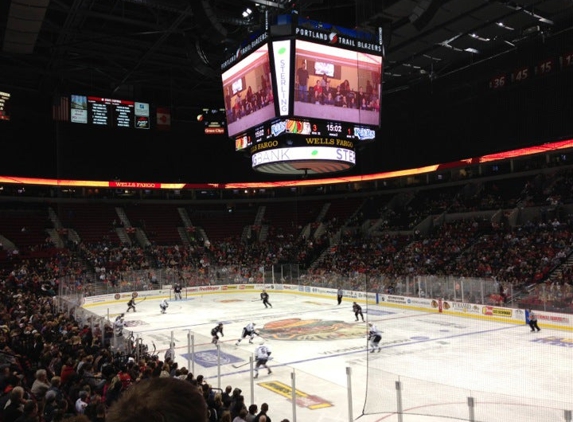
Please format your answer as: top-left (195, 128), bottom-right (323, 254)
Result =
top-left (353, 127), bottom-right (376, 140)
top-left (271, 120), bottom-right (287, 137)
top-left (328, 32), bottom-right (339, 44)
top-left (135, 116), bottom-right (150, 129)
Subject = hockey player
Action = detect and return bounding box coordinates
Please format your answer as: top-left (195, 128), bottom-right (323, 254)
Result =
top-left (126, 297), bottom-right (137, 313)
top-left (211, 322), bottom-right (224, 345)
top-left (253, 342), bottom-right (272, 379)
top-left (260, 289), bottom-right (272, 308)
top-left (368, 322), bottom-right (382, 353)
top-left (235, 322), bottom-right (259, 345)
top-left (173, 283), bottom-right (182, 300)
top-left (114, 314), bottom-right (125, 337)
top-left (160, 299), bottom-right (169, 314)
top-left (353, 302), bottom-right (365, 322)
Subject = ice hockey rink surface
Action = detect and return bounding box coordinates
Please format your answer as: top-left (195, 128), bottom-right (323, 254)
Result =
top-left (86, 292), bottom-right (573, 422)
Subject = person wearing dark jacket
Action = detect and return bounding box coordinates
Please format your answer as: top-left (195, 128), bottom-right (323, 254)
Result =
top-left (260, 290), bottom-right (272, 309)
top-left (353, 302), bottom-right (365, 322)
top-left (252, 402), bottom-right (271, 422)
top-left (211, 323), bottom-right (224, 345)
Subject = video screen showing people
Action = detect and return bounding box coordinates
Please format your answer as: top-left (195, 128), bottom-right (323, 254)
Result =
top-left (293, 40), bottom-right (382, 127)
top-left (222, 44), bottom-right (276, 138)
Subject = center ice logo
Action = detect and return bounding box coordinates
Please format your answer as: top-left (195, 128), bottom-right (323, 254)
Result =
top-left (260, 318), bottom-right (365, 341)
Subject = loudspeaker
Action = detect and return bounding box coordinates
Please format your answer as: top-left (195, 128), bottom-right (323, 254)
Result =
top-left (409, 0), bottom-right (442, 31)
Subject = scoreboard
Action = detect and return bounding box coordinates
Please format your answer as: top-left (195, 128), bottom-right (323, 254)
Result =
top-left (221, 13), bottom-right (383, 175)
top-left (71, 94), bottom-right (150, 129)
top-left (235, 117), bottom-right (376, 151)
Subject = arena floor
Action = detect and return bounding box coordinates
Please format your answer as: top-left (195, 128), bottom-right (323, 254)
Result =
top-left (87, 292), bottom-right (573, 422)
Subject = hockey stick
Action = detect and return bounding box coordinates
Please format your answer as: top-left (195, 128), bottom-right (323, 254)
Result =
top-left (136, 297), bottom-right (147, 305)
top-left (232, 361), bottom-right (251, 369)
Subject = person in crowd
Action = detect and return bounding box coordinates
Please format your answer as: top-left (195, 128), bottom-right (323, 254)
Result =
top-left (312, 79), bottom-right (323, 104)
top-left (14, 399), bottom-right (38, 422)
top-left (252, 402), bottom-right (271, 422)
top-left (74, 390), bottom-right (89, 414)
top-left (30, 369), bottom-right (50, 399)
top-left (296, 60), bottom-right (309, 102)
top-left (42, 390), bottom-right (59, 422)
top-left (220, 410), bottom-right (232, 422)
top-left (323, 92), bottom-right (335, 106)
top-left (2, 386), bottom-right (27, 422)
top-left (245, 404), bottom-right (258, 422)
top-left (229, 389), bottom-right (246, 420)
top-left (210, 392), bottom-right (226, 421)
top-left (106, 377), bottom-right (207, 422)
top-left (233, 407), bottom-right (249, 422)
top-left (221, 385), bottom-right (233, 409)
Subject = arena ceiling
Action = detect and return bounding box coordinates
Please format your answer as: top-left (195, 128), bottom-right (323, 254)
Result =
top-left (1, 0), bottom-right (573, 119)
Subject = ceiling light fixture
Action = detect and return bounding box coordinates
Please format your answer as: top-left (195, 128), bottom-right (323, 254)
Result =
top-left (502, 4), bottom-right (554, 25)
top-left (496, 22), bottom-right (514, 31)
top-left (469, 33), bottom-right (490, 42)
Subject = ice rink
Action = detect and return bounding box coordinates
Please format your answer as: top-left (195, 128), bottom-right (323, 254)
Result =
top-left (86, 291), bottom-right (573, 422)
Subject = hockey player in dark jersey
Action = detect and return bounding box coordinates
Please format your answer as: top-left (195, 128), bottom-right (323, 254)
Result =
top-left (173, 283), bottom-right (182, 300)
top-left (126, 298), bottom-right (137, 313)
top-left (211, 322), bottom-right (224, 345)
top-left (260, 290), bottom-right (272, 308)
top-left (353, 302), bottom-right (365, 321)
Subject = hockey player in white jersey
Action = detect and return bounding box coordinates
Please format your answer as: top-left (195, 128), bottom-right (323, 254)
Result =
top-left (235, 322), bottom-right (259, 345)
top-left (160, 299), bottom-right (169, 314)
top-left (253, 342), bottom-right (272, 378)
top-left (114, 314), bottom-right (125, 337)
top-left (368, 322), bottom-right (382, 353)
